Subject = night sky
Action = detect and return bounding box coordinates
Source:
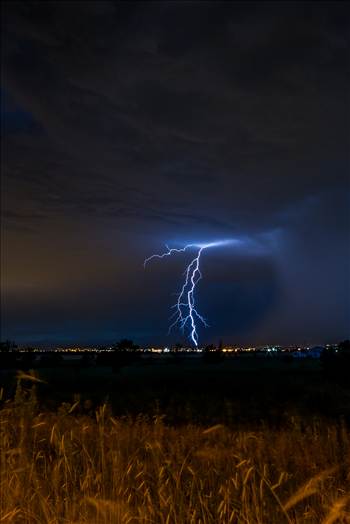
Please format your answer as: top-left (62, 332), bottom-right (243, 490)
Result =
top-left (1, 1), bottom-right (349, 347)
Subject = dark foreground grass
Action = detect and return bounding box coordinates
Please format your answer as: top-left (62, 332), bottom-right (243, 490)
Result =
top-left (0, 372), bottom-right (349, 523)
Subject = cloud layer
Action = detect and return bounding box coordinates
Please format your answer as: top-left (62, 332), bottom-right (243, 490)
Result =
top-left (1, 1), bottom-right (349, 345)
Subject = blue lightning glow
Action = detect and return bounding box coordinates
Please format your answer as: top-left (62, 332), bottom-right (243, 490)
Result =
top-left (144, 240), bottom-right (234, 347)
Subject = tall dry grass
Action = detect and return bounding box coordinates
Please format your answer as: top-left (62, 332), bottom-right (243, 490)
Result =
top-left (0, 375), bottom-right (349, 523)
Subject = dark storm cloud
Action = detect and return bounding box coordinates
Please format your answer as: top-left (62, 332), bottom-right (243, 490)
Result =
top-left (1, 1), bottom-right (349, 345)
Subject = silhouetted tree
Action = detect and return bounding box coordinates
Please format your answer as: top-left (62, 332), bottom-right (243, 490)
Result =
top-left (104, 338), bottom-right (141, 372)
top-left (113, 339), bottom-right (139, 351)
top-left (0, 340), bottom-right (17, 352)
top-left (170, 343), bottom-right (185, 363)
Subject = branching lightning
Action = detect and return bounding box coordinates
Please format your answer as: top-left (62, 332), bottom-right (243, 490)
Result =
top-left (144, 240), bottom-right (234, 347)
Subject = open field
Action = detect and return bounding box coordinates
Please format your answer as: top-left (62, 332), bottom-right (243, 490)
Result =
top-left (1, 355), bottom-right (350, 425)
top-left (0, 361), bottom-right (350, 523)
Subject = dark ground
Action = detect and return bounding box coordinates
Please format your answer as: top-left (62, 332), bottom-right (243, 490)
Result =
top-left (1, 353), bottom-right (350, 427)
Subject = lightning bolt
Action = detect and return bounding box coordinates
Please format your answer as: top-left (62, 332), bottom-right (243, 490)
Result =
top-left (144, 240), bottom-right (234, 347)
